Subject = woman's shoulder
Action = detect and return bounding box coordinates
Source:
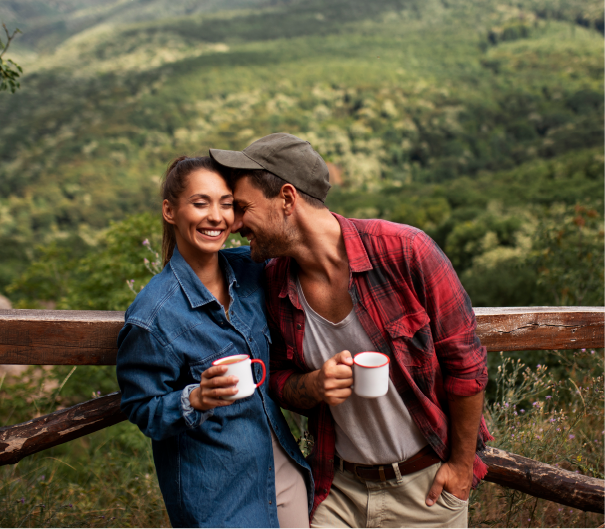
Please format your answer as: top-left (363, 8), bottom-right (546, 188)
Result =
top-left (220, 245), bottom-right (252, 262)
top-left (220, 246), bottom-right (265, 292)
top-left (220, 246), bottom-right (261, 272)
top-left (124, 265), bottom-right (181, 327)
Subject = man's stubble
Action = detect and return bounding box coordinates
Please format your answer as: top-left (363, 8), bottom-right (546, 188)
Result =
top-left (248, 210), bottom-right (300, 263)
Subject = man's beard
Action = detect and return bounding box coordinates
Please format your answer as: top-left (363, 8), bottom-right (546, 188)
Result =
top-left (246, 217), bottom-right (298, 263)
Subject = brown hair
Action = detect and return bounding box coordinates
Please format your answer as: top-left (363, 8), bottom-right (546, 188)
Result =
top-left (229, 169), bottom-right (326, 209)
top-left (161, 156), bottom-right (228, 266)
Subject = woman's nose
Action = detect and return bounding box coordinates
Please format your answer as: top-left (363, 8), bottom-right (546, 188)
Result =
top-left (207, 203), bottom-right (221, 223)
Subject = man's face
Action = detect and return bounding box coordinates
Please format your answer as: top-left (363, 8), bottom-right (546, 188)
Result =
top-left (232, 176), bottom-right (295, 263)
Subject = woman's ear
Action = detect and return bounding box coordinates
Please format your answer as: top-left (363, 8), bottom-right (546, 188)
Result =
top-left (163, 199), bottom-right (177, 225)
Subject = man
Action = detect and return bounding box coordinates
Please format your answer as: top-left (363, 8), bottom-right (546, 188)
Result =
top-left (210, 133), bottom-right (492, 528)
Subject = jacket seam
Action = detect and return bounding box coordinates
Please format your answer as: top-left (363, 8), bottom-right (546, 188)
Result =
top-left (124, 322), bottom-right (183, 367)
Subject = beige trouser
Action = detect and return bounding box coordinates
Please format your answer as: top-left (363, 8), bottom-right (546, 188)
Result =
top-left (271, 432), bottom-right (310, 528)
top-left (312, 462), bottom-right (468, 528)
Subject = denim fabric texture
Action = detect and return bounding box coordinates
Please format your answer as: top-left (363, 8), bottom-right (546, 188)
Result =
top-left (116, 246), bottom-right (312, 528)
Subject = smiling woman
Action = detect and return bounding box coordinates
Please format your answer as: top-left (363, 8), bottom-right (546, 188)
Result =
top-left (115, 155), bottom-right (312, 528)
top-left (160, 156), bottom-right (231, 265)
top-left (161, 157), bottom-right (234, 311)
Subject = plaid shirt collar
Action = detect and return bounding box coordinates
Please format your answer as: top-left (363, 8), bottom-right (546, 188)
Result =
top-left (278, 213), bottom-right (373, 306)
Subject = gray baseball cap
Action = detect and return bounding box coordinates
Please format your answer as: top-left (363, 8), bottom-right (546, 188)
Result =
top-left (209, 132), bottom-right (331, 201)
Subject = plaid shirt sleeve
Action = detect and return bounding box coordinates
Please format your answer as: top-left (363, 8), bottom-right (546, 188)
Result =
top-left (266, 301), bottom-right (310, 416)
top-left (265, 260), bottom-right (314, 417)
top-left (410, 230), bottom-right (488, 396)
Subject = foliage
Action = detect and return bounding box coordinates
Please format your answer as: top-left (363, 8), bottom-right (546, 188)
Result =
top-left (8, 213), bottom-right (162, 311)
top-left (470, 349), bottom-right (604, 528)
top-left (0, 1), bottom-right (603, 527)
top-left (533, 204), bottom-right (604, 306)
top-left (0, 23), bottom-right (22, 93)
top-left (0, 0), bottom-right (602, 292)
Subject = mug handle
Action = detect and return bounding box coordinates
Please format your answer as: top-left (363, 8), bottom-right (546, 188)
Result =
top-left (251, 359), bottom-right (266, 387)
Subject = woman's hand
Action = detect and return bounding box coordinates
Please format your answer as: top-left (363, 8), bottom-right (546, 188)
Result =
top-left (189, 365), bottom-right (239, 411)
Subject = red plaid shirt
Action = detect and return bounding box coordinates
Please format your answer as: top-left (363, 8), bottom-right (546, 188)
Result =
top-left (266, 214), bottom-right (492, 518)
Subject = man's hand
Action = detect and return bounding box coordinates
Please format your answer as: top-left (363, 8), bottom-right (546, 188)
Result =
top-left (282, 350), bottom-right (354, 409)
top-left (425, 391), bottom-right (484, 506)
top-left (315, 350), bottom-right (354, 406)
top-left (425, 461), bottom-right (472, 505)
top-left (189, 365), bottom-right (239, 411)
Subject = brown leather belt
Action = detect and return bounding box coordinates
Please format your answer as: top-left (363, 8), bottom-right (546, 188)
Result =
top-left (334, 445), bottom-right (441, 482)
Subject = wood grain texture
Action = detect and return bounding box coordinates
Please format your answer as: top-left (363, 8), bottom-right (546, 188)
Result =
top-left (0, 309), bottom-right (123, 365)
top-left (0, 392), bottom-right (127, 465)
top-left (479, 446), bottom-right (605, 513)
top-left (1, 307), bottom-right (603, 365)
top-left (474, 307), bottom-right (605, 352)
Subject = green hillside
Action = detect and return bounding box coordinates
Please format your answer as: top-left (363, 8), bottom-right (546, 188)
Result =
top-left (0, 4), bottom-right (603, 527)
top-left (0, 0), bottom-right (603, 309)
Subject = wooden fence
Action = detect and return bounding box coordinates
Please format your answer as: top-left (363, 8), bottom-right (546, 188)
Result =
top-left (0, 307), bottom-right (603, 513)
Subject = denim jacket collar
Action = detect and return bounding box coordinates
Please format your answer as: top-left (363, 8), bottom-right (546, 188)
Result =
top-left (169, 246), bottom-right (237, 309)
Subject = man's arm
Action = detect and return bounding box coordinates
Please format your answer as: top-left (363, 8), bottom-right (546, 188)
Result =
top-left (426, 392), bottom-right (484, 504)
top-left (405, 231), bottom-right (488, 504)
top-left (280, 351), bottom-right (354, 410)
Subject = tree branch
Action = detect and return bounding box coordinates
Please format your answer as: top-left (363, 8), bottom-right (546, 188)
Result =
top-left (0, 23), bottom-right (21, 59)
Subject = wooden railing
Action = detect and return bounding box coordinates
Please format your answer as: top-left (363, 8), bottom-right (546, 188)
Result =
top-left (0, 307), bottom-right (603, 512)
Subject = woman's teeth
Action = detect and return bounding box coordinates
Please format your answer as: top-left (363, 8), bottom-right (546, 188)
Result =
top-left (198, 229), bottom-right (222, 237)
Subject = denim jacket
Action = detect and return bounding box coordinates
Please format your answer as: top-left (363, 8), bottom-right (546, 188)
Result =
top-left (116, 246), bottom-right (312, 528)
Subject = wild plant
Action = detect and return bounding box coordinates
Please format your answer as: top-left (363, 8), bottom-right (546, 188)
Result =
top-left (470, 349), bottom-right (604, 528)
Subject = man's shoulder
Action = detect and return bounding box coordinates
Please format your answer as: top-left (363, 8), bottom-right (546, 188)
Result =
top-left (347, 217), bottom-right (424, 242)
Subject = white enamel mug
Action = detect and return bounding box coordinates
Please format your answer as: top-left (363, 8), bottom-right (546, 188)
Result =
top-left (353, 352), bottom-right (390, 398)
top-left (212, 354), bottom-right (266, 400)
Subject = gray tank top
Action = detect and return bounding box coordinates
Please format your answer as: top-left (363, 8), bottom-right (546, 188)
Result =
top-left (296, 277), bottom-right (427, 465)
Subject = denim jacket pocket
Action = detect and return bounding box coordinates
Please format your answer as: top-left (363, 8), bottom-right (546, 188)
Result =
top-left (189, 342), bottom-right (236, 380)
top-left (385, 310), bottom-right (432, 366)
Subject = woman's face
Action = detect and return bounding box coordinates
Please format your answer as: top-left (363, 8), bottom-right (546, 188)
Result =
top-left (163, 169), bottom-right (234, 257)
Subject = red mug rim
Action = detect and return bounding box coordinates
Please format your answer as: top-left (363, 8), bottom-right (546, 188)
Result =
top-left (353, 351), bottom-right (390, 369)
top-left (212, 354), bottom-right (250, 366)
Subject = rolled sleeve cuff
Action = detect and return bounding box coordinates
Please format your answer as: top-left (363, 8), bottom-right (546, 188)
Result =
top-left (443, 368), bottom-right (488, 397)
top-left (181, 384), bottom-right (214, 428)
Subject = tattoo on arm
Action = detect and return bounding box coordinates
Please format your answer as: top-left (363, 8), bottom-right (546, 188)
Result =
top-left (283, 372), bottom-right (321, 410)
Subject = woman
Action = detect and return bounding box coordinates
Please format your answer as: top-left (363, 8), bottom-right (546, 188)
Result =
top-left (116, 156), bottom-right (312, 528)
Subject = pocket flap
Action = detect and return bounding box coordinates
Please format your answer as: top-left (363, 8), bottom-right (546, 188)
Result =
top-left (189, 342), bottom-right (236, 379)
top-left (385, 310), bottom-right (430, 339)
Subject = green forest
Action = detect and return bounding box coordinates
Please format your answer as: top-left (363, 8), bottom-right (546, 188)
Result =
top-left (0, 0), bottom-right (603, 527)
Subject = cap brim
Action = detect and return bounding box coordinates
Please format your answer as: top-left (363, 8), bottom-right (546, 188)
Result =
top-left (209, 148), bottom-right (264, 170)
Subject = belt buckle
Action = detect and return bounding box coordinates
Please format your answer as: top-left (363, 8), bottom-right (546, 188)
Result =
top-left (352, 464), bottom-right (387, 482)
top-left (352, 463), bottom-right (367, 482)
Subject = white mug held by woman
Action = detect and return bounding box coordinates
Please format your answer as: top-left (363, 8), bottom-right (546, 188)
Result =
top-left (212, 354), bottom-right (266, 400)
